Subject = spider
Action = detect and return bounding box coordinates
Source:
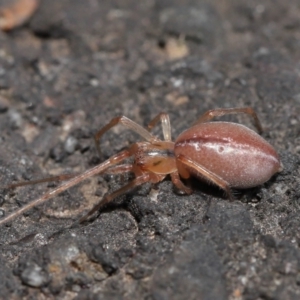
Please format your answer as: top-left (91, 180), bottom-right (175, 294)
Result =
top-left (0, 107), bottom-right (281, 225)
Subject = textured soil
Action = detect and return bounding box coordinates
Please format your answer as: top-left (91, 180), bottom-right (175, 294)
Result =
top-left (0, 0), bottom-right (299, 299)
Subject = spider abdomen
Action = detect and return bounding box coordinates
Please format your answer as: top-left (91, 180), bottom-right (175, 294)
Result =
top-left (174, 122), bottom-right (281, 188)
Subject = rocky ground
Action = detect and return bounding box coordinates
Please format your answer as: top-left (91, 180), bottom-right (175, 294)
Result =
top-left (0, 0), bottom-right (299, 299)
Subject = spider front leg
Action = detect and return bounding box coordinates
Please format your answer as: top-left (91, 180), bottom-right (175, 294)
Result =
top-left (106, 164), bottom-right (133, 174)
top-left (94, 116), bottom-right (157, 156)
top-left (0, 149), bottom-right (133, 225)
top-left (3, 173), bottom-right (79, 189)
top-left (195, 107), bottom-right (263, 134)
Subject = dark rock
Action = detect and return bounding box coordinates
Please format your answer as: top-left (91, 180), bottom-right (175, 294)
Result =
top-left (150, 226), bottom-right (228, 300)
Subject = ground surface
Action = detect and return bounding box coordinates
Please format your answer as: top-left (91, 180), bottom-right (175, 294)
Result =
top-left (0, 0), bottom-right (299, 299)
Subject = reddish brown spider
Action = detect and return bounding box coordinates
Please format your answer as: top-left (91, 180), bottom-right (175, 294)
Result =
top-left (0, 107), bottom-right (281, 225)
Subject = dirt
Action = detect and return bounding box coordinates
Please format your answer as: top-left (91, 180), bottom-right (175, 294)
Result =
top-left (0, 0), bottom-right (299, 299)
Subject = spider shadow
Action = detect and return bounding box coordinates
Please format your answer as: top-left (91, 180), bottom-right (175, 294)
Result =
top-left (184, 177), bottom-right (262, 202)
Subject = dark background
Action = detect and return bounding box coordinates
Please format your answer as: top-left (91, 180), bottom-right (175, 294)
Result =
top-left (0, 0), bottom-right (299, 299)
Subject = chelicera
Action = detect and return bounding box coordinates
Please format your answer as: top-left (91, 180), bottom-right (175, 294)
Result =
top-left (0, 107), bottom-right (281, 225)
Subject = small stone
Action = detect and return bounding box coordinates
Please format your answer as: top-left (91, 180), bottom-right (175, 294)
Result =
top-left (20, 262), bottom-right (49, 288)
top-left (64, 136), bottom-right (78, 154)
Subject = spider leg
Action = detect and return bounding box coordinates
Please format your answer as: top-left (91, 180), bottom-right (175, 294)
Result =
top-left (106, 164), bottom-right (133, 174)
top-left (79, 173), bottom-right (150, 223)
top-left (147, 112), bottom-right (171, 141)
top-left (170, 172), bottom-right (192, 194)
top-left (194, 107), bottom-right (263, 134)
top-left (177, 154), bottom-right (234, 200)
top-left (2, 173), bottom-right (79, 189)
top-left (94, 116), bottom-right (157, 156)
top-left (0, 149), bottom-right (132, 225)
